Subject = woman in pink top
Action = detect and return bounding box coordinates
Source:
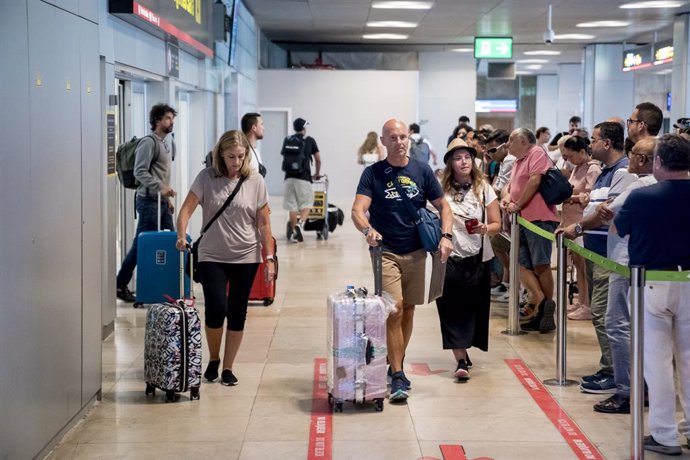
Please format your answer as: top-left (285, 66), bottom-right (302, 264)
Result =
top-left (560, 136), bottom-right (601, 319)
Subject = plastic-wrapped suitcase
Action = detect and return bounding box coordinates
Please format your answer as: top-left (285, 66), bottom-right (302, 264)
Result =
top-left (135, 194), bottom-right (191, 307)
top-left (144, 252), bottom-right (202, 402)
top-left (327, 246), bottom-right (388, 412)
top-left (248, 237), bottom-right (278, 306)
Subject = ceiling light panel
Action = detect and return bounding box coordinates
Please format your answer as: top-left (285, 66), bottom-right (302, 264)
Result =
top-left (523, 50), bottom-right (561, 56)
top-left (554, 34), bottom-right (595, 40)
top-left (371, 1), bottom-right (433, 9)
top-left (517, 59), bottom-right (548, 63)
top-left (366, 21), bottom-right (417, 28)
top-left (363, 33), bottom-right (409, 39)
top-left (620, 1), bottom-right (685, 8)
top-left (525, 65), bottom-right (543, 70)
top-left (451, 48), bottom-right (474, 52)
top-left (577, 20), bottom-right (630, 28)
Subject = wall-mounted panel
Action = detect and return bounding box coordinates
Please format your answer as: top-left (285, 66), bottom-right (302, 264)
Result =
top-left (0, 1), bottom-right (34, 457)
top-left (80, 19), bottom-right (103, 403)
top-left (28, 0), bottom-right (83, 448)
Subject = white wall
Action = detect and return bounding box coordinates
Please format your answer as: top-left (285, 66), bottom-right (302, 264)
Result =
top-left (536, 75), bottom-right (559, 135)
top-left (257, 70), bottom-right (418, 204)
top-left (418, 52), bottom-right (476, 159)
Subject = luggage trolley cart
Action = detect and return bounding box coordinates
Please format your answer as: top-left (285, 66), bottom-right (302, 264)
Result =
top-left (305, 175), bottom-right (330, 240)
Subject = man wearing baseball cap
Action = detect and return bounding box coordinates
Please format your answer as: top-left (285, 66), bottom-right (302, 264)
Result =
top-left (281, 117), bottom-right (321, 242)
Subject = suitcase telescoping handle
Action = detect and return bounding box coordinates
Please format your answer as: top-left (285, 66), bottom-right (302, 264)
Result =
top-left (372, 245), bottom-right (383, 296)
top-left (177, 245), bottom-right (194, 306)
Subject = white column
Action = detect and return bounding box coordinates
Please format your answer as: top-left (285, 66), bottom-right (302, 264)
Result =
top-left (671, 13), bottom-right (690, 123)
top-left (536, 74), bottom-right (558, 133)
top-left (557, 63), bottom-right (583, 130)
top-left (583, 44), bottom-right (634, 129)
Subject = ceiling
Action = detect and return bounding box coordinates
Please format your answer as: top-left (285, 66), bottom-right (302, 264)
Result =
top-left (242, 0), bottom-right (690, 74)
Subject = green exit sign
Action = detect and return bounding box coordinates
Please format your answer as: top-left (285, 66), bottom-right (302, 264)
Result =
top-left (474, 37), bottom-right (513, 59)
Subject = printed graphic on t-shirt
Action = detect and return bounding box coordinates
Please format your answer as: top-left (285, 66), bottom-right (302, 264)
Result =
top-left (384, 175), bottom-right (420, 201)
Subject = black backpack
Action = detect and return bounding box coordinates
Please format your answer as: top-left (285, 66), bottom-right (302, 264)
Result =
top-left (409, 138), bottom-right (430, 163)
top-left (281, 135), bottom-right (307, 173)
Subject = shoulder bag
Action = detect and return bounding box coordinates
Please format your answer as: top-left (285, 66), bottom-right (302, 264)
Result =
top-left (385, 166), bottom-right (441, 253)
top-left (186, 175), bottom-right (247, 282)
top-left (249, 145), bottom-right (267, 177)
top-left (538, 155), bottom-right (573, 205)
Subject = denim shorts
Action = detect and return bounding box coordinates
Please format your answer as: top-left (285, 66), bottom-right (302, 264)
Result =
top-left (518, 220), bottom-right (557, 270)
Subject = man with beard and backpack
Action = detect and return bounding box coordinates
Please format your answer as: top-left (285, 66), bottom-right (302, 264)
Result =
top-left (116, 103), bottom-right (177, 302)
top-left (282, 117), bottom-right (321, 242)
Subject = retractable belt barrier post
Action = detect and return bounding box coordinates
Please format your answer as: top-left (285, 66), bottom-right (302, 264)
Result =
top-left (502, 212), bottom-right (524, 336)
top-left (544, 232), bottom-right (577, 387)
top-left (630, 266), bottom-right (645, 460)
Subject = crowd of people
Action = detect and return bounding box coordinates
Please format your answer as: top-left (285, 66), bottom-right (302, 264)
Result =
top-left (116, 102), bottom-right (690, 455)
top-left (351, 108), bottom-right (690, 454)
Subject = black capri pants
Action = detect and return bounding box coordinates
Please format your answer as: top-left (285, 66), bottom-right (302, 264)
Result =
top-left (198, 261), bottom-right (260, 331)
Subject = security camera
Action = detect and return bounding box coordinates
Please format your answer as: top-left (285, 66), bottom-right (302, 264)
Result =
top-left (543, 28), bottom-right (555, 44)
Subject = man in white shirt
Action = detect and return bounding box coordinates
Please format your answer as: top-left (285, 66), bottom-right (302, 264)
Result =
top-left (241, 112), bottom-right (266, 176)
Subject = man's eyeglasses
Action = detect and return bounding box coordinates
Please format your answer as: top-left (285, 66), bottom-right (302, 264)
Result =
top-left (626, 118), bottom-right (645, 126)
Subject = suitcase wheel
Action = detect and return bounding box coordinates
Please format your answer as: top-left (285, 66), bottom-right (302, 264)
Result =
top-left (190, 387), bottom-right (200, 400)
top-left (334, 401), bottom-right (343, 413)
top-left (133, 302), bottom-right (143, 309)
top-left (263, 298), bottom-right (274, 306)
top-left (375, 398), bottom-right (384, 412)
top-left (165, 391), bottom-right (180, 403)
top-left (145, 383), bottom-right (155, 397)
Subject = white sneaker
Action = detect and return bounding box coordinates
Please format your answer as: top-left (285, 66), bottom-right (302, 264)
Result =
top-left (491, 283), bottom-right (508, 296)
top-left (496, 292), bottom-right (509, 303)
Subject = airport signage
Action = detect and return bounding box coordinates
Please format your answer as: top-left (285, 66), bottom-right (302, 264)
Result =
top-left (474, 37), bottom-right (513, 59)
top-left (622, 40), bottom-right (673, 72)
top-left (109, 0), bottom-right (215, 58)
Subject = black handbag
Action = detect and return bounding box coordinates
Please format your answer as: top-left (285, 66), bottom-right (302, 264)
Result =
top-left (450, 252), bottom-right (486, 287)
top-left (385, 167), bottom-right (441, 252)
top-left (250, 145), bottom-right (267, 177)
top-left (538, 158), bottom-right (573, 205)
top-left (186, 175), bottom-right (247, 282)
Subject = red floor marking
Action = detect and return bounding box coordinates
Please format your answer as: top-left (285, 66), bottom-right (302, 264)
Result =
top-left (440, 444), bottom-right (468, 459)
top-left (408, 363), bottom-right (448, 376)
top-left (308, 358), bottom-right (332, 460)
top-left (505, 359), bottom-right (605, 460)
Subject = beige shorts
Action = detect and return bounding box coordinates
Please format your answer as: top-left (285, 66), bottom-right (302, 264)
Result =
top-left (283, 178), bottom-right (313, 212)
top-left (375, 249), bottom-right (427, 305)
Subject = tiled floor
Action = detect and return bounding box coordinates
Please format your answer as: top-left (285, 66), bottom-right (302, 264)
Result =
top-left (47, 198), bottom-right (689, 459)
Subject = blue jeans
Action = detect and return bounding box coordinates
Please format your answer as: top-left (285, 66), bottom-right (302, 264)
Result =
top-left (606, 273), bottom-right (631, 397)
top-left (116, 195), bottom-right (174, 288)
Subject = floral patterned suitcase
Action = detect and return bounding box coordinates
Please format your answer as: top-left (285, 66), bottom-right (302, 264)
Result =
top-left (144, 252), bottom-right (201, 402)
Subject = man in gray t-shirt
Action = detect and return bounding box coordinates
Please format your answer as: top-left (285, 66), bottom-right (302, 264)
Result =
top-left (116, 103), bottom-right (177, 302)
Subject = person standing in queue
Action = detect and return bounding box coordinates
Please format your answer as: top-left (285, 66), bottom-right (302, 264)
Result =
top-left (352, 119), bottom-right (453, 402)
top-left (176, 130), bottom-right (275, 387)
top-left (436, 138), bottom-right (501, 380)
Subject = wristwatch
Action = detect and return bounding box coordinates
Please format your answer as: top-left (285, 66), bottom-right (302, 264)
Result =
top-left (362, 227), bottom-right (371, 236)
top-left (266, 255), bottom-right (275, 262)
top-left (574, 223), bottom-right (583, 236)
top-left (442, 232), bottom-right (453, 241)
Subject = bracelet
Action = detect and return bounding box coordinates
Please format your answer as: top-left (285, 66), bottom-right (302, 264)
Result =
top-left (441, 232), bottom-right (453, 241)
top-left (266, 255), bottom-right (275, 262)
